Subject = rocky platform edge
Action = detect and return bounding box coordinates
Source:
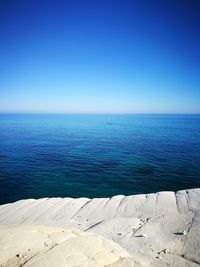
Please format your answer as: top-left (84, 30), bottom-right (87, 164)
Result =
top-left (0, 188), bottom-right (200, 266)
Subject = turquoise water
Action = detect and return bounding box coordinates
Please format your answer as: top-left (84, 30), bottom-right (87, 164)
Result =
top-left (0, 114), bottom-right (200, 204)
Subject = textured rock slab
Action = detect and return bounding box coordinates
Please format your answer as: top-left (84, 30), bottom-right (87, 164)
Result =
top-left (1, 189), bottom-right (200, 225)
top-left (0, 188), bottom-right (200, 266)
top-left (0, 225), bottom-right (139, 267)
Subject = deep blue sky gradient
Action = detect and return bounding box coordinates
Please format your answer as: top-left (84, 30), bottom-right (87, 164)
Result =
top-left (0, 0), bottom-right (200, 113)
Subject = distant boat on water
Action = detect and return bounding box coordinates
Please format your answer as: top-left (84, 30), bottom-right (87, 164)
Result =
top-left (107, 120), bottom-right (112, 125)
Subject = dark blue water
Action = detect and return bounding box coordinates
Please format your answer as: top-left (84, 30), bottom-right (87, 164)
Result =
top-left (0, 114), bottom-right (200, 204)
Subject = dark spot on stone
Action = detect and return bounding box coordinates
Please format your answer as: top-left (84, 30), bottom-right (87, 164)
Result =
top-left (117, 233), bottom-right (122, 235)
top-left (16, 254), bottom-right (20, 258)
top-left (174, 231), bottom-right (185, 235)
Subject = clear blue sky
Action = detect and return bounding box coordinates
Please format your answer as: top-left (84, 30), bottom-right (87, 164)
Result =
top-left (0, 0), bottom-right (200, 113)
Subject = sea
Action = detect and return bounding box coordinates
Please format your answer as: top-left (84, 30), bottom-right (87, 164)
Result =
top-left (0, 114), bottom-right (199, 204)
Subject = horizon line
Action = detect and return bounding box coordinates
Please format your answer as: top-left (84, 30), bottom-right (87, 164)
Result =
top-left (0, 112), bottom-right (200, 115)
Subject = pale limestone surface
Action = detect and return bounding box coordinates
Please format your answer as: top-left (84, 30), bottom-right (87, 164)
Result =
top-left (0, 188), bottom-right (200, 266)
top-left (0, 225), bottom-right (138, 267)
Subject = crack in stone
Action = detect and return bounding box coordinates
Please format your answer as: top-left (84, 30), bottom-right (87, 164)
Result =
top-left (113, 196), bottom-right (126, 217)
top-left (185, 190), bottom-right (192, 212)
top-left (178, 253), bottom-right (200, 266)
top-left (71, 199), bottom-right (92, 219)
top-left (174, 191), bottom-right (180, 214)
top-left (131, 218), bottom-right (149, 238)
top-left (84, 220), bottom-right (104, 231)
